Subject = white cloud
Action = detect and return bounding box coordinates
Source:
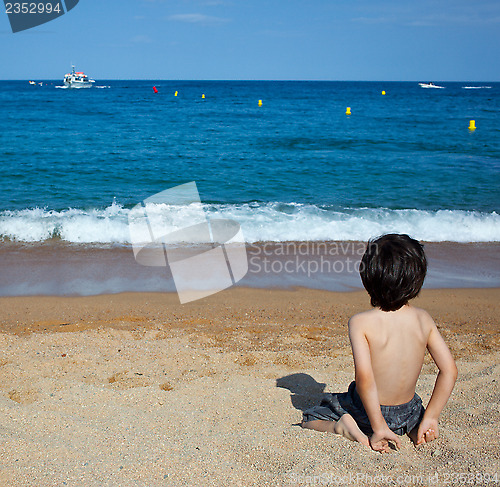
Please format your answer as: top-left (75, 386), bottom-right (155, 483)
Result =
top-left (351, 16), bottom-right (394, 25)
top-left (131, 35), bottom-right (153, 43)
top-left (167, 13), bottom-right (230, 24)
top-left (351, 1), bottom-right (500, 27)
top-left (202, 0), bottom-right (230, 5)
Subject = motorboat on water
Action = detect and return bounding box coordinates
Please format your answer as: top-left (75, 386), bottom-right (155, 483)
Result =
top-left (63, 65), bottom-right (95, 88)
top-left (418, 82), bottom-right (444, 89)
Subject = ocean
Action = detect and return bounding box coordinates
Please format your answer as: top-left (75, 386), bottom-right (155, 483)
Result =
top-left (0, 80), bottom-right (499, 295)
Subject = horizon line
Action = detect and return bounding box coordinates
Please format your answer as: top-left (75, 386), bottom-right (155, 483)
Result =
top-left (1, 78), bottom-right (498, 83)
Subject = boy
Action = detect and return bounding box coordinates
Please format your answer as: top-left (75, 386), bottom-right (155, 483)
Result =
top-left (302, 234), bottom-right (458, 453)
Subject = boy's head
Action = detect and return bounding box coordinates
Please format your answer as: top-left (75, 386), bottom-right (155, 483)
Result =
top-left (360, 234), bottom-right (427, 312)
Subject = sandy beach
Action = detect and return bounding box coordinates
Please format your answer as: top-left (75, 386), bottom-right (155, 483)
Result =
top-left (0, 287), bottom-right (499, 486)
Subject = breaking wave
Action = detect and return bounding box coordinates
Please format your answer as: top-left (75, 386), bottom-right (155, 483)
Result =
top-left (1, 202), bottom-right (499, 244)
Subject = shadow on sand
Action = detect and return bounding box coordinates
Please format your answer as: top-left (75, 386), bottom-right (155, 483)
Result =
top-left (276, 373), bottom-right (327, 414)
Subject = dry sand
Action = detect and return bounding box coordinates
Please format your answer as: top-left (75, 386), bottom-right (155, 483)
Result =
top-left (0, 288), bottom-right (499, 486)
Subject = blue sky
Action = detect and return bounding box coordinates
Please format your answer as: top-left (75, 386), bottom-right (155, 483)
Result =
top-left (1, 0), bottom-right (499, 80)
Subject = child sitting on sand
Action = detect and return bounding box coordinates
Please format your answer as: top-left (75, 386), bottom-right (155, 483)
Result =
top-left (302, 234), bottom-right (458, 453)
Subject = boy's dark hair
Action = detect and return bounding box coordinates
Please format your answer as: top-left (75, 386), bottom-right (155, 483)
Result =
top-left (360, 234), bottom-right (427, 312)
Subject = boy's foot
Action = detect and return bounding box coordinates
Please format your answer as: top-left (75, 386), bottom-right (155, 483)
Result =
top-left (301, 419), bottom-right (336, 433)
top-left (301, 416), bottom-right (369, 448)
top-left (333, 414), bottom-right (370, 447)
top-left (408, 426), bottom-right (436, 446)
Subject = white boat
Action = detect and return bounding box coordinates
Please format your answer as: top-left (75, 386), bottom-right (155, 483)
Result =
top-left (63, 65), bottom-right (95, 89)
top-left (418, 82), bottom-right (444, 89)
top-left (28, 80), bottom-right (36, 85)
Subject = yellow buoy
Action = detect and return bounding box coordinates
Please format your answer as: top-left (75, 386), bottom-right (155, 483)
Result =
top-left (202, 94), bottom-right (205, 99)
top-left (381, 91), bottom-right (386, 95)
top-left (258, 99), bottom-right (263, 107)
top-left (346, 107), bottom-right (351, 115)
top-left (469, 120), bottom-right (476, 131)
top-left (174, 91), bottom-right (178, 96)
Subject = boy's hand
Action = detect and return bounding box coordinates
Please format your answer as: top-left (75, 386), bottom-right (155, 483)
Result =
top-left (369, 428), bottom-right (401, 453)
top-left (415, 417), bottom-right (439, 445)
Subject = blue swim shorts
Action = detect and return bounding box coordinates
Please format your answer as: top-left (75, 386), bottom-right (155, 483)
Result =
top-left (302, 381), bottom-right (425, 436)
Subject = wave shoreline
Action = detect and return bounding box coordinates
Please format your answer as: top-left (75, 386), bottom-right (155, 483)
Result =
top-left (1, 202), bottom-right (499, 244)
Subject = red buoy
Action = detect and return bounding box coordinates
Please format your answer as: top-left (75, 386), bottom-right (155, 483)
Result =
top-left (153, 86), bottom-right (158, 93)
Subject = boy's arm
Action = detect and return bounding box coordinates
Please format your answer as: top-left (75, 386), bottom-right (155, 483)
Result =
top-left (416, 319), bottom-right (458, 444)
top-left (349, 318), bottom-right (401, 452)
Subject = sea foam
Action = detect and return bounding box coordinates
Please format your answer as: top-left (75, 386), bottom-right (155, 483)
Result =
top-left (0, 202), bottom-right (499, 244)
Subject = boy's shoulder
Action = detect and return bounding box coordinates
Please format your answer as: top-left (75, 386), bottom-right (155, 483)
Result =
top-left (348, 308), bottom-right (378, 325)
top-left (348, 305), bottom-right (435, 330)
top-left (347, 308), bottom-right (381, 334)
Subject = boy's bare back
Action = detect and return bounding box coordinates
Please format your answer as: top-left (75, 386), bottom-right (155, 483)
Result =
top-left (349, 304), bottom-right (451, 406)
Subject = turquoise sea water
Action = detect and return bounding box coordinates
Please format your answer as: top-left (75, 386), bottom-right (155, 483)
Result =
top-left (0, 80), bottom-right (499, 243)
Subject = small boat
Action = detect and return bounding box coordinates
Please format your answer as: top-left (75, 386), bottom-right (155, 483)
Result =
top-left (418, 82), bottom-right (444, 89)
top-left (63, 65), bottom-right (95, 89)
top-left (28, 80), bottom-right (36, 85)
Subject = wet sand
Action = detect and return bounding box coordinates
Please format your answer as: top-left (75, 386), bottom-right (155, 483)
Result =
top-left (0, 287), bottom-right (499, 486)
top-left (1, 241), bottom-right (499, 296)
